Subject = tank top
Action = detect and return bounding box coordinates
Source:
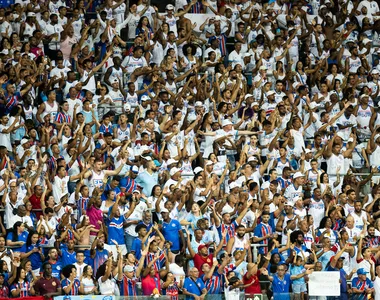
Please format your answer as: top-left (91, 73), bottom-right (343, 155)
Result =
top-left (356, 105), bottom-right (372, 137)
top-left (108, 67), bottom-right (123, 86)
top-left (126, 92), bottom-right (138, 109)
top-left (180, 160), bottom-right (194, 177)
top-left (89, 170), bottom-right (105, 193)
top-left (326, 153), bottom-right (345, 176)
top-left (116, 124), bottom-right (131, 141)
top-left (348, 57), bottom-right (361, 73)
top-left (370, 145), bottom-right (380, 167)
top-left (44, 101), bottom-right (59, 123)
top-left (165, 81), bottom-right (177, 94)
top-left (60, 36), bottom-right (77, 60)
top-left (307, 169), bottom-right (319, 190)
top-left (276, 158), bottom-right (290, 174)
top-left (232, 236), bottom-right (246, 253)
top-left (165, 15), bottom-right (177, 36)
top-left (24, 23), bottom-right (36, 39)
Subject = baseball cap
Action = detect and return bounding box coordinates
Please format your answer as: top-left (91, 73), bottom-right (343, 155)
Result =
top-left (198, 244), bottom-right (207, 252)
top-left (166, 4), bottom-right (174, 10)
top-left (244, 93), bottom-right (253, 100)
top-left (357, 268), bottom-right (368, 275)
top-left (161, 208), bottom-right (169, 213)
top-left (293, 172), bottom-right (305, 179)
top-left (259, 66), bottom-right (268, 70)
top-left (267, 91), bottom-right (275, 96)
top-left (141, 95), bottom-right (150, 102)
top-left (194, 167), bottom-right (203, 174)
top-left (27, 12), bottom-right (36, 17)
top-left (131, 165), bottom-right (139, 174)
top-left (222, 119), bottom-right (233, 127)
top-left (20, 138), bottom-right (29, 145)
top-left (170, 167), bottom-right (182, 176)
top-left (195, 101), bottom-right (203, 107)
top-left (167, 158), bottom-right (177, 165)
top-left (124, 265), bottom-right (135, 273)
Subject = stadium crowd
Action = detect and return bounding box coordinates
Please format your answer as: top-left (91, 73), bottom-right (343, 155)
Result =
top-left (2, 0), bottom-right (380, 299)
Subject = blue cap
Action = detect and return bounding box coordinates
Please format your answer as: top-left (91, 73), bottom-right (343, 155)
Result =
top-left (357, 268), bottom-right (368, 275)
top-left (154, 160), bottom-right (161, 167)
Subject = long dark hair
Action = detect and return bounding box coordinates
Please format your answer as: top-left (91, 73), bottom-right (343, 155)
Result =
top-left (26, 230), bottom-right (38, 247)
top-left (83, 265), bottom-right (97, 286)
top-left (12, 222), bottom-right (23, 242)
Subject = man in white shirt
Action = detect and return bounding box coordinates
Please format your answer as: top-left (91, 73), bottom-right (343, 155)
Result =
top-left (44, 14), bottom-right (64, 52)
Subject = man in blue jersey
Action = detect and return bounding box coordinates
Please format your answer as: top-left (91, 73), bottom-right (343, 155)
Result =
top-left (263, 264), bottom-right (312, 300)
top-left (43, 248), bottom-right (62, 279)
top-left (352, 268), bottom-right (375, 300)
top-left (116, 247), bottom-right (146, 296)
top-left (182, 267), bottom-right (208, 300)
top-left (161, 207), bottom-right (185, 253)
top-left (108, 193), bottom-right (137, 256)
top-left (57, 238), bottom-right (77, 267)
top-left (90, 232), bottom-right (109, 277)
top-left (200, 259), bottom-right (224, 294)
top-left (253, 212), bottom-right (276, 255)
top-left (213, 198), bottom-right (253, 247)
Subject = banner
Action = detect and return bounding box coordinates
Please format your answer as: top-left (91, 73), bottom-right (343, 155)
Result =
top-left (55, 297), bottom-right (114, 300)
top-left (0, 297), bottom-right (44, 300)
top-left (308, 271), bottom-right (340, 296)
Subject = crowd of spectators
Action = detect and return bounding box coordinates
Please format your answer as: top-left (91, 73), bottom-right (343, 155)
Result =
top-left (2, 0), bottom-right (380, 299)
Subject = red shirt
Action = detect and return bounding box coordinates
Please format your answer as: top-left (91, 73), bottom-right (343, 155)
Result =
top-left (34, 276), bottom-right (61, 300)
top-left (243, 271), bottom-right (262, 294)
top-left (194, 253), bottom-right (213, 275)
top-left (29, 194), bottom-right (43, 218)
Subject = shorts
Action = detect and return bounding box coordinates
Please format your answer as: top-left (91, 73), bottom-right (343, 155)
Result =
top-left (292, 283), bottom-right (307, 294)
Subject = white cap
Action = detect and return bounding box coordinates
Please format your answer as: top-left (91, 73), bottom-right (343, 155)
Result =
top-left (214, 16), bottom-right (221, 21)
top-left (309, 102), bottom-right (318, 110)
top-left (167, 158), bottom-right (177, 165)
top-left (124, 265), bottom-right (135, 273)
top-left (248, 156), bottom-right (258, 162)
top-left (195, 101), bottom-right (203, 107)
top-left (259, 66), bottom-right (268, 70)
top-left (124, 103), bottom-right (131, 111)
top-left (205, 161), bottom-right (214, 166)
top-left (362, 38), bottom-right (372, 45)
top-left (222, 119), bottom-right (233, 127)
top-left (170, 167), bottom-right (182, 176)
top-left (27, 12), bottom-right (36, 17)
top-left (141, 95), bottom-right (150, 101)
top-left (244, 93), bottom-right (253, 100)
top-left (360, 94), bottom-right (369, 99)
top-left (293, 172), bottom-right (305, 179)
top-left (194, 167), bottom-right (203, 174)
top-left (131, 165), bottom-right (139, 173)
top-left (166, 4), bottom-right (174, 10)
top-left (252, 102), bottom-right (259, 106)
top-left (374, 134), bottom-right (380, 141)
top-left (305, 149), bottom-right (312, 154)
top-left (371, 69), bottom-right (380, 74)
top-left (336, 132), bottom-right (345, 139)
top-left (267, 91), bottom-right (275, 96)
top-left (243, 53), bottom-right (252, 57)
top-left (161, 207), bottom-right (169, 213)
top-left (229, 182), bottom-right (240, 189)
top-left (141, 155), bottom-right (152, 161)
top-left (132, 190), bottom-right (141, 194)
top-left (20, 138), bottom-right (29, 145)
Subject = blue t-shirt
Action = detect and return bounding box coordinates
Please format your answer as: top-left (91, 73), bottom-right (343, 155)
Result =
top-left (6, 232), bottom-right (28, 253)
top-left (60, 248), bottom-right (77, 267)
top-left (183, 277), bottom-right (205, 300)
top-left (318, 250), bottom-right (335, 270)
top-left (131, 238), bottom-right (143, 260)
top-left (290, 264), bottom-right (305, 284)
top-left (162, 219), bottom-right (181, 251)
top-left (272, 273), bottom-right (291, 300)
top-left (352, 277), bottom-right (373, 300)
top-left (40, 260), bottom-right (62, 279)
top-left (108, 206), bottom-right (126, 245)
top-left (25, 244), bottom-right (42, 270)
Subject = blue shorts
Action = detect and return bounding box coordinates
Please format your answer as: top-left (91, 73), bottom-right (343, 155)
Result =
top-left (292, 283), bottom-right (307, 294)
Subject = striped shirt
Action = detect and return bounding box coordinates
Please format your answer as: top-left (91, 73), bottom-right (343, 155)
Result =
top-left (10, 281), bottom-right (31, 297)
top-left (61, 278), bottom-right (80, 295)
top-left (254, 222), bottom-right (273, 254)
top-left (217, 220), bottom-right (238, 246)
top-left (117, 275), bottom-right (138, 296)
top-left (55, 112), bottom-right (72, 124)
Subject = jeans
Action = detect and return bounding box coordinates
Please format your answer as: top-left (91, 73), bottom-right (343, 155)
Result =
top-left (125, 232), bottom-right (137, 253)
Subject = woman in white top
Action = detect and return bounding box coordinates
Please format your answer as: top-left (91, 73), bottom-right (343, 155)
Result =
top-left (96, 256), bottom-right (118, 295)
top-left (80, 265), bottom-right (99, 295)
top-left (180, 44), bottom-right (199, 73)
